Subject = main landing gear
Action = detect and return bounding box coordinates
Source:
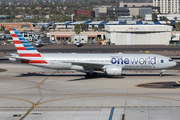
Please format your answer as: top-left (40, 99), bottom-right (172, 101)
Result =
top-left (85, 72), bottom-right (98, 78)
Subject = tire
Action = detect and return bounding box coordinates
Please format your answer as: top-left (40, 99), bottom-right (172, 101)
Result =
top-left (92, 73), bottom-right (97, 78)
top-left (85, 73), bottom-right (90, 78)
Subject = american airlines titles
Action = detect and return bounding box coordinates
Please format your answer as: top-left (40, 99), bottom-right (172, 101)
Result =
top-left (111, 57), bottom-right (156, 65)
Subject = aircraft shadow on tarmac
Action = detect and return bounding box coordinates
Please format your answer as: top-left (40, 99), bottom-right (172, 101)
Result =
top-left (16, 73), bottom-right (84, 77)
top-left (68, 75), bottom-right (125, 81)
top-left (15, 73), bottom-right (178, 81)
top-left (68, 74), bottom-right (179, 81)
top-left (16, 73), bottom-right (125, 80)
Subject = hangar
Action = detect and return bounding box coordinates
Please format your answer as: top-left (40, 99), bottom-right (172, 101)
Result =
top-left (105, 25), bottom-right (172, 45)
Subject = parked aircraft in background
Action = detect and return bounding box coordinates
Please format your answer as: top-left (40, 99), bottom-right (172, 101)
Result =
top-left (35, 39), bottom-right (43, 47)
top-left (9, 28), bottom-right (177, 78)
top-left (75, 38), bottom-right (83, 47)
top-left (32, 39), bottom-right (52, 47)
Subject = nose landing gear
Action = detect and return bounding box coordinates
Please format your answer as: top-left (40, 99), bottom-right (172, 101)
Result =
top-left (160, 69), bottom-right (165, 77)
top-left (160, 72), bottom-right (163, 77)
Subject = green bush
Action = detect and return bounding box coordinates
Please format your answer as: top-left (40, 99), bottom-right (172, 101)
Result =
top-left (6, 41), bottom-right (11, 44)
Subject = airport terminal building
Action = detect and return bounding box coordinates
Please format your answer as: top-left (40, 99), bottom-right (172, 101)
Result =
top-left (105, 25), bottom-right (172, 45)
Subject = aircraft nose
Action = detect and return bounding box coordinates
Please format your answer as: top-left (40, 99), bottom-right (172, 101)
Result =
top-left (174, 61), bottom-right (177, 66)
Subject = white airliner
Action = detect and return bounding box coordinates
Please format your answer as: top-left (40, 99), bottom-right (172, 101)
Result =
top-left (35, 39), bottom-right (43, 47)
top-left (75, 38), bottom-right (82, 47)
top-left (9, 28), bottom-right (177, 78)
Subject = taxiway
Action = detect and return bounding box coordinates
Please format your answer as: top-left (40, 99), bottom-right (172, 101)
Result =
top-left (0, 60), bottom-right (180, 120)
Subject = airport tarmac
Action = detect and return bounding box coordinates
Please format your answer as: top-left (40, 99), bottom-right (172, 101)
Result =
top-left (0, 60), bottom-right (180, 120)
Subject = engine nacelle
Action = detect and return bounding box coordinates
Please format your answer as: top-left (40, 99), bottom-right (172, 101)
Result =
top-left (106, 65), bottom-right (122, 76)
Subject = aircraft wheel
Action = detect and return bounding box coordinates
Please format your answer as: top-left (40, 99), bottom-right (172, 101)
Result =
top-left (92, 73), bottom-right (98, 78)
top-left (160, 72), bottom-right (163, 77)
top-left (85, 72), bottom-right (98, 78)
top-left (85, 73), bottom-right (91, 78)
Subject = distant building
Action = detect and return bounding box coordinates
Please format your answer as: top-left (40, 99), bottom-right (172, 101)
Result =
top-left (119, 2), bottom-right (153, 7)
top-left (15, 15), bottom-right (24, 19)
top-left (0, 15), bottom-right (15, 20)
top-left (75, 9), bottom-right (94, 18)
top-left (63, 7), bottom-right (67, 10)
top-left (94, 6), bottom-right (158, 19)
top-left (129, 7), bottom-right (152, 17)
top-left (45, 15), bottom-right (50, 19)
top-left (145, 14), bottom-right (180, 21)
top-left (35, 7), bottom-right (42, 10)
top-left (0, 23), bottom-right (33, 30)
top-left (16, 7), bottom-right (25, 10)
top-left (118, 16), bottom-right (133, 21)
top-left (107, 7), bottom-right (130, 16)
top-left (153, 0), bottom-right (179, 13)
top-left (94, 7), bottom-right (129, 18)
top-left (44, 7), bottom-right (51, 10)
top-left (50, 31), bottom-right (106, 42)
top-left (105, 25), bottom-right (172, 45)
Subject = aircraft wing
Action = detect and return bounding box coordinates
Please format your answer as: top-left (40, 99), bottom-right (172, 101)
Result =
top-left (65, 61), bottom-right (110, 66)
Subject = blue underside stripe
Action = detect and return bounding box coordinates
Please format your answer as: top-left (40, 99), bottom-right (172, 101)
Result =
top-left (22, 43), bottom-right (35, 50)
top-left (19, 38), bottom-right (26, 40)
top-left (23, 44), bottom-right (33, 47)
top-left (15, 32), bottom-right (20, 34)
top-left (25, 46), bottom-right (34, 48)
top-left (25, 48), bottom-right (36, 50)
top-left (21, 41), bottom-right (29, 43)
top-left (16, 35), bottom-right (23, 37)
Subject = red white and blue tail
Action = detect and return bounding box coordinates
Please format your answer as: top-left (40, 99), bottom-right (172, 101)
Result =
top-left (9, 28), bottom-right (48, 64)
top-left (9, 28), bottom-right (41, 58)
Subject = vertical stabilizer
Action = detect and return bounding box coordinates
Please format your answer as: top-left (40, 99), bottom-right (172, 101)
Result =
top-left (9, 28), bottom-right (41, 58)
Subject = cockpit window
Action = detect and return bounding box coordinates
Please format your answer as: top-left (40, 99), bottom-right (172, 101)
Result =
top-left (169, 59), bottom-right (173, 62)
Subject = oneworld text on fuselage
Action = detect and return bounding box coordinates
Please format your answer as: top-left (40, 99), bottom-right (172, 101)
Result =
top-left (111, 57), bottom-right (156, 65)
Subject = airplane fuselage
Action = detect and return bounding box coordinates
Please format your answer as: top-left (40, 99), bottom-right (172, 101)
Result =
top-left (26, 53), bottom-right (176, 71)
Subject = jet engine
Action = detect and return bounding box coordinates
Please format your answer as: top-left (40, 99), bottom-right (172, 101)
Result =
top-left (105, 65), bottom-right (122, 76)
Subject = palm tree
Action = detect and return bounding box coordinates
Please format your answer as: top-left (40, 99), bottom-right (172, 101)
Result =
top-left (74, 24), bottom-right (80, 34)
top-left (174, 17), bottom-right (177, 21)
top-left (124, 20), bottom-right (127, 25)
top-left (40, 25), bottom-right (46, 32)
top-left (1, 26), bottom-right (5, 31)
top-left (164, 17), bottom-right (169, 25)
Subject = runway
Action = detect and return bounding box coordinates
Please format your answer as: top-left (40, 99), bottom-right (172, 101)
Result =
top-left (0, 61), bottom-right (180, 120)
